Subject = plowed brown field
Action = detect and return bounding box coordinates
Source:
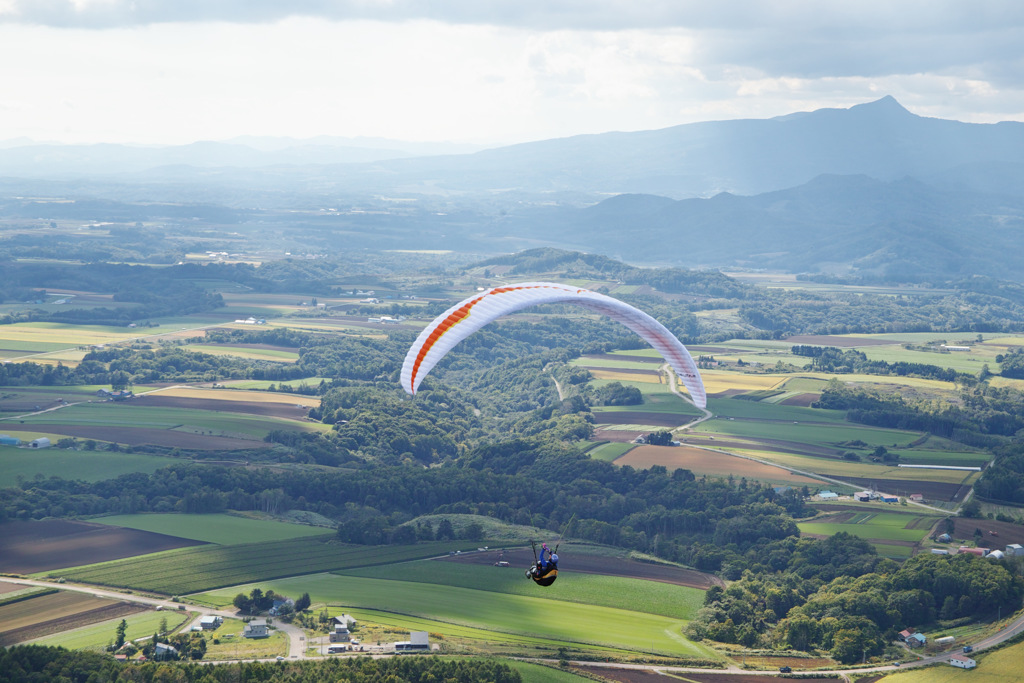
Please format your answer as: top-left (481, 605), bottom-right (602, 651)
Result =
top-left (0, 519), bottom-right (206, 574)
top-left (0, 592), bottom-right (146, 645)
top-left (137, 394), bottom-right (312, 419)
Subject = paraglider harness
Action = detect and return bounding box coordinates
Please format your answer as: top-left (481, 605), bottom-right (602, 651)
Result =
top-left (526, 514), bottom-right (572, 587)
top-left (527, 540), bottom-right (559, 586)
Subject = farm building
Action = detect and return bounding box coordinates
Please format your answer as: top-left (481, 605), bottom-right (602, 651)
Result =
top-left (0, 434), bottom-right (20, 446)
top-left (854, 491), bottom-right (872, 502)
top-left (28, 437), bottom-right (51, 449)
top-left (938, 533), bottom-right (952, 543)
top-left (395, 631), bottom-right (430, 653)
top-left (935, 635), bottom-right (956, 646)
top-left (909, 493), bottom-right (925, 502)
top-left (988, 549), bottom-right (1005, 560)
top-left (199, 616), bottom-right (221, 630)
top-left (898, 628), bottom-right (916, 642)
top-left (906, 633), bottom-right (927, 648)
top-left (950, 654), bottom-right (976, 669)
top-left (153, 643), bottom-right (178, 660)
top-left (243, 619), bottom-right (269, 638)
top-left (958, 546), bottom-right (988, 557)
top-left (1006, 543), bottom-right (1024, 557)
top-left (882, 495), bottom-right (899, 503)
top-left (931, 548), bottom-right (950, 555)
top-left (818, 491), bottom-right (839, 500)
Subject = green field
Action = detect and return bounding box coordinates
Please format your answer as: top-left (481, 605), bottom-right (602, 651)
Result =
top-left (798, 511), bottom-right (940, 543)
top-left (589, 380), bottom-right (701, 415)
top-left (0, 447), bottom-right (170, 487)
top-left (183, 344), bottom-right (299, 362)
top-left (507, 661), bottom-right (590, 682)
top-left (204, 617), bottom-right (288, 660)
top-left (52, 540), bottom-right (486, 595)
top-left (94, 513), bottom-right (333, 545)
top-left (222, 378), bottom-right (330, 390)
top-left (585, 442), bottom-right (636, 462)
top-left (16, 402), bottom-right (313, 438)
top-left (30, 609), bottom-right (189, 651)
top-left (699, 415), bottom-right (919, 448)
top-left (706, 397), bottom-right (848, 423)
top-left (198, 574), bottom-right (716, 659)
top-left (731, 448), bottom-right (975, 484)
top-left (338, 560), bottom-right (705, 620)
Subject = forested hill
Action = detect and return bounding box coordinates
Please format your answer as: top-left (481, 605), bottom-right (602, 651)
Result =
top-left (499, 176), bottom-right (1024, 281)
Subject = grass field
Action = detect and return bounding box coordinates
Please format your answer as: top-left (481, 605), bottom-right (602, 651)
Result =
top-left (698, 416), bottom-right (919, 448)
top-left (585, 442), bottom-right (636, 462)
top-left (222, 378), bottom-right (330, 390)
top-left (0, 448), bottom-right (170, 487)
top-left (17, 402), bottom-right (311, 439)
top-left (93, 513), bottom-right (334, 545)
top-left (182, 344), bottom-right (300, 363)
top-left (197, 574), bottom-right (716, 659)
top-left (53, 540), bottom-right (482, 596)
top-left (798, 511), bottom-right (941, 543)
top-left (705, 397), bottom-right (849, 423)
top-left (30, 608), bottom-right (189, 651)
top-left (204, 617), bottom-right (288, 660)
top-left (337, 560), bottom-right (706, 620)
top-left (507, 661), bottom-right (590, 682)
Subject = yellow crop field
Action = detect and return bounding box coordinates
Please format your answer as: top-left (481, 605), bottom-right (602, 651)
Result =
top-left (145, 387), bottom-right (320, 407)
top-left (0, 322), bottom-right (133, 346)
top-left (699, 370), bottom-right (788, 394)
top-left (588, 369), bottom-right (665, 384)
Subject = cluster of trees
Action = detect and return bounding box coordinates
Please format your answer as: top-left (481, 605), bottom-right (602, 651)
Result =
top-left (232, 587), bottom-right (309, 615)
top-left (791, 345), bottom-right (966, 382)
top-left (688, 534), bottom-right (1024, 663)
top-left (815, 381), bottom-right (1024, 450)
top-left (0, 645), bottom-right (522, 682)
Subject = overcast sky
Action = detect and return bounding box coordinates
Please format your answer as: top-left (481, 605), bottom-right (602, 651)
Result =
top-left (1, 0), bottom-right (1022, 146)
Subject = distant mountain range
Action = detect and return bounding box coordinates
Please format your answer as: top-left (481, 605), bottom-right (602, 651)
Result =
top-left (3, 97), bottom-right (1024, 282)
top-left (2, 96), bottom-right (1022, 200)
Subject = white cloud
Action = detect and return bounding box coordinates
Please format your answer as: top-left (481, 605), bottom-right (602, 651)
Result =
top-left (0, 3), bottom-right (1022, 145)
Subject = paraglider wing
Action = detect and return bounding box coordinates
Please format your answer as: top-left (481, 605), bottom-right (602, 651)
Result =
top-left (400, 282), bottom-right (706, 408)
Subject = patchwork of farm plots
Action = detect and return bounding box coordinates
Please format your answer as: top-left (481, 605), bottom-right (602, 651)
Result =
top-left (872, 637), bottom-right (1024, 682)
top-left (580, 346), bottom-right (990, 501)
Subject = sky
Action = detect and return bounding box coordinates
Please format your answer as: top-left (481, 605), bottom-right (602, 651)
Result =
top-left (1, 0), bottom-right (1022, 147)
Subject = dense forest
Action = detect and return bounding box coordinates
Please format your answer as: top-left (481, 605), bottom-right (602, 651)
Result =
top-left (0, 646), bottom-right (521, 683)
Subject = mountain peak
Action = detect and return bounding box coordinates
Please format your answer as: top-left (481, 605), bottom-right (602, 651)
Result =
top-left (851, 95), bottom-right (913, 117)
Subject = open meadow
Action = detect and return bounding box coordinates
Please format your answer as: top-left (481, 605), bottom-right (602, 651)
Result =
top-left (93, 513), bottom-right (334, 545)
top-left (0, 447), bottom-right (170, 487)
top-left (338, 558), bottom-right (706, 620)
top-left (798, 508), bottom-right (942, 556)
top-left (197, 573), bottom-right (718, 660)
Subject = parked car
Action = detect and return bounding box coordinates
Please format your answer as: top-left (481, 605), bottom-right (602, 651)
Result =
top-left (963, 645), bottom-right (974, 653)
top-left (779, 666), bottom-right (792, 673)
